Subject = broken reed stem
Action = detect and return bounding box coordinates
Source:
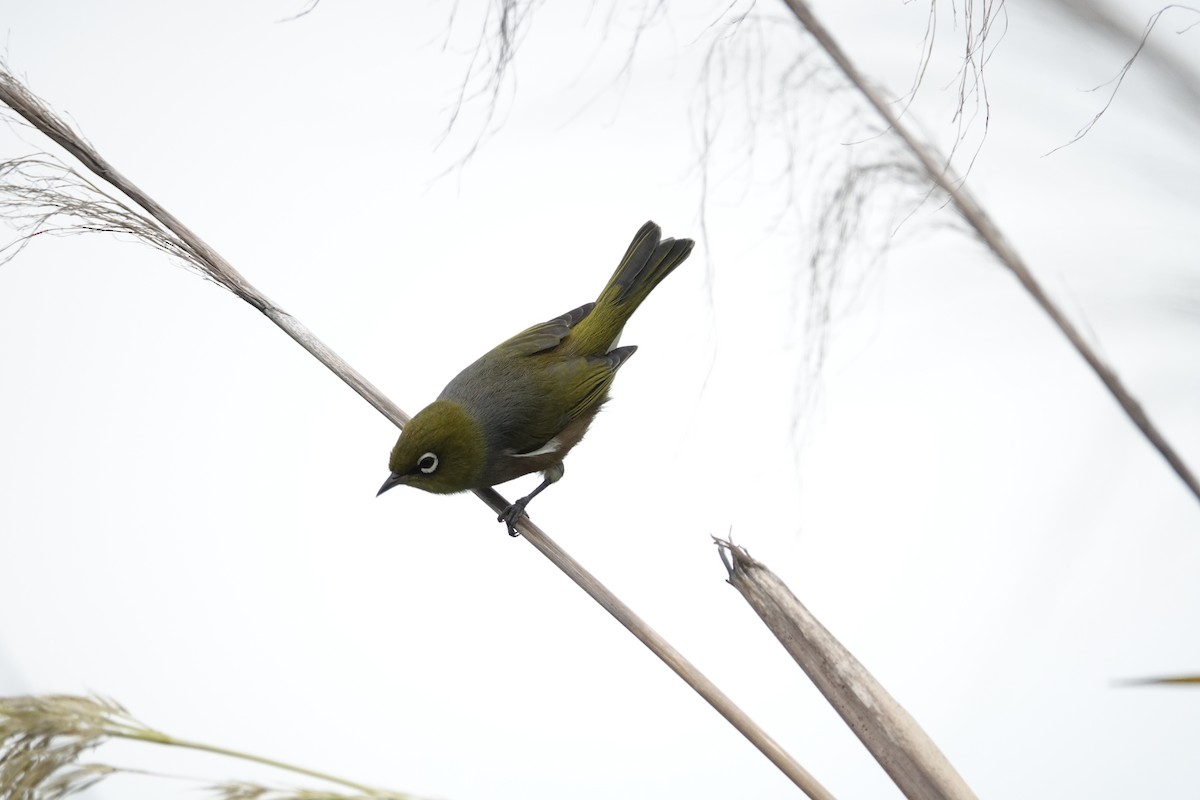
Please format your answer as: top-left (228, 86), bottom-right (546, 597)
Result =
top-left (780, 0), bottom-right (1200, 505)
top-left (718, 541), bottom-right (976, 800)
top-left (0, 68), bottom-right (828, 798)
top-left (492, 492), bottom-right (837, 800)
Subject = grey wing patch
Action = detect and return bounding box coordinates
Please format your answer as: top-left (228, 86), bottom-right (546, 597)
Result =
top-left (558, 302), bottom-right (595, 329)
top-left (597, 344), bottom-right (637, 371)
top-left (501, 302), bottom-right (596, 356)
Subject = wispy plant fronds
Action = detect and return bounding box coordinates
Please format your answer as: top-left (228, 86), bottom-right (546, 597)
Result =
top-left (0, 63), bottom-right (269, 309)
top-left (436, 0), bottom-right (538, 167)
top-left (277, 0), bottom-right (320, 24)
top-left (691, 1), bottom-right (1200, 502)
top-left (1047, 3), bottom-right (1200, 154)
top-left (0, 695), bottom-right (420, 800)
top-left (0, 155), bottom-right (201, 274)
top-left (0, 60), bottom-right (406, 425)
top-left (797, 156), bottom-right (938, 391)
top-left (693, 10), bottom-right (956, 406)
top-left (1039, 0), bottom-right (1200, 135)
top-left (435, 0), bottom-right (671, 169)
top-left (949, 0), bottom-right (1007, 157)
top-left (775, 0), bottom-right (1200, 504)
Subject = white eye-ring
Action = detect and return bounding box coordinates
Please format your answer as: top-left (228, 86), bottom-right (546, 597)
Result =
top-left (418, 453), bottom-right (439, 474)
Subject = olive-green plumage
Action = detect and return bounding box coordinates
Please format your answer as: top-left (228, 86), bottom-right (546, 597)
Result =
top-left (377, 221), bottom-right (694, 534)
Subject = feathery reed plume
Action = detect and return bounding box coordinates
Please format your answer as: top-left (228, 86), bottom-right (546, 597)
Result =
top-left (0, 65), bottom-right (266, 307)
top-left (0, 694), bottom-right (418, 800)
top-left (0, 695), bottom-right (121, 800)
top-left (0, 156), bottom-right (201, 273)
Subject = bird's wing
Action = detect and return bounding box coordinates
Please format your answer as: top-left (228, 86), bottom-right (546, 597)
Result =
top-left (497, 303), bottom-right (594, 357)
top-left (499, 345), bottom-right (637, 457)
top-left (442, 308), bottom-right (629, 459)
top-left (557, 345), bottom-right (638, 423)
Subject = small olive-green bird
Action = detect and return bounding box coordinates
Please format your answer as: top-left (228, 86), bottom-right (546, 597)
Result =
top-left (377, 220), bottom-right (694, 535)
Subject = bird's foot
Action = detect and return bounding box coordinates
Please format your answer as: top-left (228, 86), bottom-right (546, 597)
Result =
top-left (498, 500), bottom-right (530, 537)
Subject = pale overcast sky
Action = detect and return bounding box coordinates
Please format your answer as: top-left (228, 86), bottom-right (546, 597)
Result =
top-left (1, 2), bottom-right (1198, 799)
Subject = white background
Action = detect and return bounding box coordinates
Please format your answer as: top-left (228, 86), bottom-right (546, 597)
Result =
top-left (1, 1), bottom-right (1197, 798)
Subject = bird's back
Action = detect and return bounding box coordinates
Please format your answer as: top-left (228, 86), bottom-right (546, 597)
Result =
top-left (438, 221), bottom-right (693, 484)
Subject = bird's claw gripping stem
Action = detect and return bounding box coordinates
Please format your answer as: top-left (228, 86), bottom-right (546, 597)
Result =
top-left (498, 501), bottom-right (530, 537)
top-left (498, 474), bottom-right (554, 537)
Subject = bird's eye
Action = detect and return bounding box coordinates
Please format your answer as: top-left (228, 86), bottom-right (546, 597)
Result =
top-left (418, 453), bottom-right (439, 474)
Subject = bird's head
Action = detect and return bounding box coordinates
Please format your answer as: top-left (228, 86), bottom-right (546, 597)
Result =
top-left (377, 400), bottom-right (488, 497)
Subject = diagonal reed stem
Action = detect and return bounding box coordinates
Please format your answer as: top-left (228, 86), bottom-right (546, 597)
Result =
top-left (781, 0), bottom-right (1200, 505)
top-left (111, 729), bottom-right (400, 798)
top-left (0, 67), bottom-right (833, 800)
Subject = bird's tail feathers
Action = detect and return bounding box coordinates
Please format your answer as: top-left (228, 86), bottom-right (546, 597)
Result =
top-left (602, 221), bottom-right (694, 309)
top-left (570, 221), bottom-right (693, 354)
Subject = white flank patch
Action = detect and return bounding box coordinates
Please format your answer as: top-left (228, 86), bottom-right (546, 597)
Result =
top-left (513, 437), bottom-right (562, 457)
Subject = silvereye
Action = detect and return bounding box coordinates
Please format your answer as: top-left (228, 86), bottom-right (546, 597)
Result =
top-left (377, 220), bottom-right (694, 535)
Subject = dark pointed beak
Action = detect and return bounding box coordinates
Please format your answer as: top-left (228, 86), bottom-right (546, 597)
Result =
top-left (377, 472), bottom-right (406, 497)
